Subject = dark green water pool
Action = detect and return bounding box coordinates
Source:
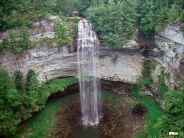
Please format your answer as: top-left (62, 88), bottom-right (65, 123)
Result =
top-left (69, 126), bottom-right (107, 138)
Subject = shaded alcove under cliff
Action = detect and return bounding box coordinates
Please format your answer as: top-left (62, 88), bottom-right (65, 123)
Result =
top-left (52, 90), bottom-right (145, 138)
top-left (10, 76), bottom-right (165, 138)
top-left (11, 79), bottom-right (149, 138)
top-left (47, 79), bottom-right (132, 102)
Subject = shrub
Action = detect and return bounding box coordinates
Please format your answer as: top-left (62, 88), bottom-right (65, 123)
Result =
top-left (14, 48), bottom-right (23, 54)
top-left (2, 39), bottom-right (10, 48)
top-left (157, 70), bottom-right (169, 99)
top-left (20, 25), bottom-right (31, 49)
top-left (139, 77), bottom-right (153, 85)
top-left (167, 4), bottom-right (179, 23)
top-left (148, 60), bottom-right (157, 70)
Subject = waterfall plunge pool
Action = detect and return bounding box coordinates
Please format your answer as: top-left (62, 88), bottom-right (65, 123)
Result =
top-left (69, 126), bottom-right (107, 138)
top-left (12, 83), bottom-right (149, 138)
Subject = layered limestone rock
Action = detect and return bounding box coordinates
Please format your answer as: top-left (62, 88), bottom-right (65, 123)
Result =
top-left (0, 16), bottom-right (60, 43)
top-left (0, 46), bottom-right (78, 82)
top-left (98, 47), bottom-right (144, 83)
top-left (153, 21), bottom-right (184, 88)
top-left (0, 16), bottom-right (145, 84)
top-left (1, 17), bottom-right (183, 88)
top-left (0, 45), bottom-right (144, 84)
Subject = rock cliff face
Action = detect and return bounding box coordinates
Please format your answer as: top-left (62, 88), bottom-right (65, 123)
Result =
top-left (152, 21), bottom-right (184, 88)
top-left (0, 45), bottom-right (77, 82)
top-left (98, 47), bottom-right (144, 83)
top-left (0, 45), bottom-right (144, 84)
top-left (0, 17), bottom-right (144, 84)
top-left (0, 17), bottom-right (183, 87)
top-left (0, 16), bottom-right (59, 43)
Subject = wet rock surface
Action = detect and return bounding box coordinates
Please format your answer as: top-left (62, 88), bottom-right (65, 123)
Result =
top-left (50, 90), bottom-right (145, 138)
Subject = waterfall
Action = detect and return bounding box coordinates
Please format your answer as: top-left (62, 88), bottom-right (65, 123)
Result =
top-left (77, 19), bottom-right (101, 126)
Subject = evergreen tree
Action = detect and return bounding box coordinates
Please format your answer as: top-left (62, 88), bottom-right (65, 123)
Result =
top-left (0, 69), bottom-right (21, 135)
top-left (14, 70), bottom-right (24, 92)
top-left (55, 21), bottom-right (71, 47)
top-left (20, 24), bottom-right (31, 49)
top-left (54, 0), bottom-right (74, 16)
top-left (138, 0), bottom-right (156, 37)
top-left (85, 0), bottom-right (137, 48)
top-left (26, 69), bottom-right (39, 111)
top-left (167, 4), bottom-right (179, 23)
top-left (26, 69), bottom-right (38, 92)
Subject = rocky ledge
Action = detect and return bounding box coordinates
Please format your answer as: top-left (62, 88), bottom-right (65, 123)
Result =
top-left (152, 21), bottom-right (184, 88)
top-left (0, 45), bottom-right (144, 84)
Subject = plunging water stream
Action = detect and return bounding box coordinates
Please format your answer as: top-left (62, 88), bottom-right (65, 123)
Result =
top-left (77, 19), bottom-right (101, 126)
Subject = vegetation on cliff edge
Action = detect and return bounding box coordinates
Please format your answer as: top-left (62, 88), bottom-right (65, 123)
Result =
top-left (76, 0), bottom-right (184, 48)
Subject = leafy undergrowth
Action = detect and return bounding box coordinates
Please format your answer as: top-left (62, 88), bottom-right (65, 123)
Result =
top-left (34, 77), bottom-right (79, 111)
top-left (43, 77), bottom-right (78, 94)
top-left (12, 94), bottom-right (78, 138)
top-left (130, 86), bottom-right (164, 138)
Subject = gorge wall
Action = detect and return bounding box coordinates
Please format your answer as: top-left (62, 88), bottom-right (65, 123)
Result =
top-left (0, 45), bottom-right (144, 84)
top-left (151, 21), bottom-right (184, 89)
top-left (0, 17), bottom-right (184, 88)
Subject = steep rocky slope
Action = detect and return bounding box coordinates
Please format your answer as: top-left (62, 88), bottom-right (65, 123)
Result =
top-left (0, 45), bottom-right (144, 84)
top-left (0, 17), bottom-right (144, 84)
top-left (152, 21), bottom-right (184, 89)
top-left (0, 18), bottom-right (183, 88)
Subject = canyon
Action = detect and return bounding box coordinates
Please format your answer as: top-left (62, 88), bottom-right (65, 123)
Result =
top-left (0, 17), bottom-right (184, 100)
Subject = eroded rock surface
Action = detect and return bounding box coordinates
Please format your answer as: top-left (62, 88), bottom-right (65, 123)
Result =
top-left (98, 47), bottom-right (144, 83)
top-left (153, 21), bottom-right (184, 88)
top-left (0, 16), bottom-right (59, 43)
top-left (0, 45), bottom-right (144, 84)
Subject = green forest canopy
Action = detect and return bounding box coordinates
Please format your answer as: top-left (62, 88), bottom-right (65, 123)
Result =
top-left (0, 68), bottom-right (78, 136)
top-left (0, 0), bottom-right (184, 48)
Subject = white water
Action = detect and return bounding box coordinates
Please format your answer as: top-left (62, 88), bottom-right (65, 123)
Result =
top-left (77, 19), bottom-right (101, 126)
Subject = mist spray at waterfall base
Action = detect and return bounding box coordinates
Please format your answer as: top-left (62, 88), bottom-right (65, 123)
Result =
top-left (77, 19), bottom-right (102, 126)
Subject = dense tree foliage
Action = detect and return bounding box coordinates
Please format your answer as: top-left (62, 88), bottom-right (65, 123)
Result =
top-left (20, 25), bottom-right (31, 49)
top-left (155, 85), bottom-right (184, 138)
top-left (0, 0), bottom-right (76, 31)
top-left (137, 0), bottom-right (183, 37)
top-left (0, 0), bottom-right (78, 54)
top-left (54, 0), bottom-right (75, 16)
top-left (0, 69), bottom-right (21, 135)
top-left (1, 0), bottom-right (183, 49)
top-left (55, 21), bottom-right (71, 46)
top-left (14, 70), bottom-right (24, 92)
top-left (85, 0), bottom-right (137, 48)
top-left (76, 0), bottom-right (184, 47)
top-left (0, 68), bottom-right (78, 136)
